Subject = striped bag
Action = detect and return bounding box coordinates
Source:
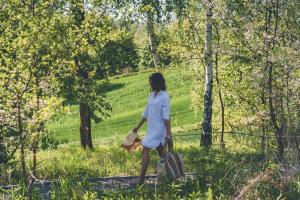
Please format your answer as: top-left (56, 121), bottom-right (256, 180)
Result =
top-left (156, 140), bottom-right (184, 181)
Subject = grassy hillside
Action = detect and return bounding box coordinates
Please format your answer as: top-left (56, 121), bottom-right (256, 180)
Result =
top-left (47, 67), bottom-right (200, 144)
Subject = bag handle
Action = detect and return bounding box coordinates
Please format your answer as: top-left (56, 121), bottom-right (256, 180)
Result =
top-left (165, 136), bottom-right (174, 152)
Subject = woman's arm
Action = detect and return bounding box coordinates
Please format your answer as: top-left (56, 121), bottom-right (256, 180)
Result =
top-left (164, 119), bottom-right (173, 150)
top-left (134, 100), bottom-right (149, 132)
top-left (133, 117), bottom-right (147, 132)
top-left (163, 119), bottom-right (171, 138)
top-left (162, 95), bottom-right (172, 149)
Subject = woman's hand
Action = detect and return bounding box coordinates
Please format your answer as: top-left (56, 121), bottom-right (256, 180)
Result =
top-left (133, 127), bottom-right (138, 133)
top-left (165, 133), bottom-right (173, 151)
top-left (165, 132), bottom-right (172, 140)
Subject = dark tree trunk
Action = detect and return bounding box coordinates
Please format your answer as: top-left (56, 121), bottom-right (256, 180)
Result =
top-left (28, 76), bottom-right (41, 199)
top-left (17, 98), bottom-right (28, 190)
top-left (295, 103), bottom-right (300, 160)
top-left (28, 0), bottom-right (39, 192)
top-left (72, 1), bottom-right (93, 149)
top-left (80, 103), bottom-right (93, 149)
top-left (260, 89), bottom-right (267, 154)
top-left (218, 83), bottom-right (225, 149)
top-left (265, 0), bottom-right (284, 162)
top-left (86, 110), bottom-right (93, 149)
top-left (75, 55), bottom-right (93, 149)
top-left (267, 53), bottom-right (284, 162)
top-left (261, 126), bottom-right (266, 153)
top-left (214, 23), bottom-right (225, 149)
top-left (0, 133), bottom-right (6, 164)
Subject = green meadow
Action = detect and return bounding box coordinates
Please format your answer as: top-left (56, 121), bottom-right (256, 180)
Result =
top-left (47, 67), bottom-right (200, 144)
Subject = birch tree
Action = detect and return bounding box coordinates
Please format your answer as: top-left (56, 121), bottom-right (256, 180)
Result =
top-left (112, 0), bottom-right (162, 68)
top-left (201, 0), bottom-right (213, 148)
top-left (144, 0), bottom-right (161, 67)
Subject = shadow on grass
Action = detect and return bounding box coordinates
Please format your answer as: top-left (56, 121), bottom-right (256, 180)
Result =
top-left (98, 82), bottom-right (125, 94)
top-left (61, 82), bottom-right (125, 106)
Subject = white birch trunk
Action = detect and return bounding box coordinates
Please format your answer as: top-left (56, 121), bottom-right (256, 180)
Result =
top-left (146, 11), bottom-right (160, 68)
top-left (201, 0), bottom-right (213, 147)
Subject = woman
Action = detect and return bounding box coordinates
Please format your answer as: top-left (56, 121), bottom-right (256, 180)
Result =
top-left (132, 72), bottom-right (172, 184)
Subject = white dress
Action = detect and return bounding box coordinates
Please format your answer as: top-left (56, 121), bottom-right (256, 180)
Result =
top-left (141, 91), bottom-right (170, 148)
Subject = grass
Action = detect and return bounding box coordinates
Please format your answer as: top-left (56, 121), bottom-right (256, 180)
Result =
top-left (2, 67), bottom-right (299, 199)
top-left (24, 142), bottom-right (296, 199)
top-left (47, 67), bottom-right (200, 144)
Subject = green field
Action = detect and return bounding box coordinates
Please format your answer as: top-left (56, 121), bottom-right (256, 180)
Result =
top-left (47, 67), bottom-right (200, 145)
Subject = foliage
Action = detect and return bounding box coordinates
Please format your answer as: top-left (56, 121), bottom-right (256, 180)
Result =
top-left (55, 0), bottom-right (113, 123)
top-left (97, 33), bottom-right (140, 76)
top-left (0, 0), bottom-right (299, 199)
top-left (139, 33), bottom-right (175, 68)
top-left (0, 3), bottom-right (68, 195)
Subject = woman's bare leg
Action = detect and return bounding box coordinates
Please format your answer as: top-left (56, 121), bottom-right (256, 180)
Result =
top-left (138, 146), bottom-right (150, 183)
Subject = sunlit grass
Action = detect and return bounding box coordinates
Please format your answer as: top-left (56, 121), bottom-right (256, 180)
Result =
top-left (47, 67), bottom-right (200, 142)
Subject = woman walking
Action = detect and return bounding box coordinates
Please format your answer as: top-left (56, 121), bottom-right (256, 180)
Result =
top-left (132, 72), bottom-right (172, 184)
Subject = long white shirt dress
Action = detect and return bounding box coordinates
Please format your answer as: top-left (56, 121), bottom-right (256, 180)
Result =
top-left (141, 91), bottom-right (170, 149)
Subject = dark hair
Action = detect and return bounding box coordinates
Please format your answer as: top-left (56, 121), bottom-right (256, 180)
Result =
top-left (149, 72), bottom-right (166, 91)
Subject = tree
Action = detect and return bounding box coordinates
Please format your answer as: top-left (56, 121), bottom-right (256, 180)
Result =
top-left (201, 0), bottom-right (213, 148)
top-left (218, 0), bottom-right (300, 161)
top-left (112, 0), bottom-right (163, 68)
top-left (58, 0), bottom-right (112, 149)
top-left (143, 0), bottom-right (161, 67)
top-left (0, 0), bottom-right (64, 198)
top-left (213, 21), bottom-right (225, 149)
top-left (98, 33), bottom-right (139, 76)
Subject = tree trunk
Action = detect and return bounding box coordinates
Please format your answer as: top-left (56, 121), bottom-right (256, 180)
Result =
top-left (146, 11), bottom-right (160, 68)
top-left (268, 64), bottom-right (284, 162)
top-left (265, 0), bottom-right (284, 162)
top-left (28, 2), bottom-right (38, 196)
top-left (86, 109), bottom-right (93, 149)
top-left (201, 0), bottom-right (213, 148)
top-left (217, 71), bottom-right (225, 149)
top-left (72, 1), bottom-right (93, 149)
top-left (295, 102), bottom-right (300, 160)
top-left (214, 23), bottom-right (225, 149)
top-left (260, 89), bottom-right (267, 154)
top-left (28, 76), bottom-right (41, 200)
top-left (261, 126), bottom-right (266, 153)
top-left (0, 132), bottom-right (6, 164)
top-left (80, 103), bottom-right (93, 149)
top-left (17, 98), bottom-right (28, 190)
